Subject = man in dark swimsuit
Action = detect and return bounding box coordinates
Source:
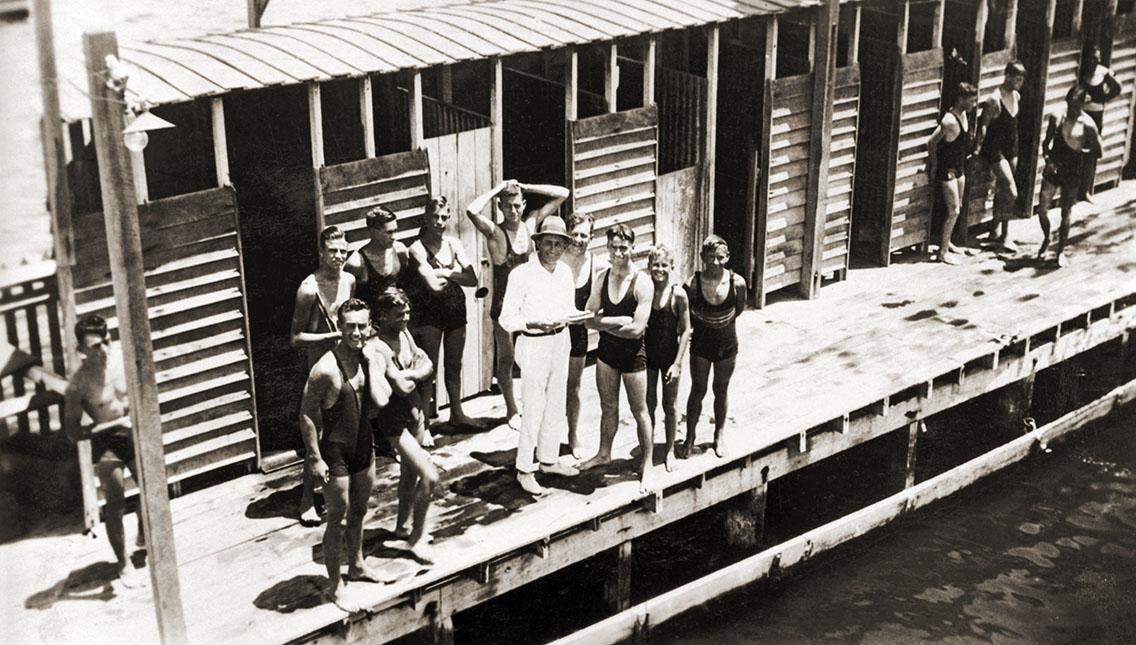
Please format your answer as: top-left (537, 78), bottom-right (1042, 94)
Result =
top-left (467, 180), bottom-right (569, 431)
top-left (927, 82), bottom-right (979, 264)
top-left (644, 244), bottom-right (692, 472)
top-left (345, 205), bottom-right (407, 313)
top-left (1037, 84), bottom-right (1101, 267)
top-left (291, 225), bottom-right (355, 526)
top-left (975, 60), bottom-right (1026, 251)
top-left (581, 224), bottom-right (656, 494)
top-left (1078, 47), bottom-right (1122, 202)
top-left (299, 298), bottom-right (393, 610)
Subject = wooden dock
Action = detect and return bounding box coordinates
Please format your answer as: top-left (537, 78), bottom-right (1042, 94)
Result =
top-left (5, 187), bottom-right (1136, 644)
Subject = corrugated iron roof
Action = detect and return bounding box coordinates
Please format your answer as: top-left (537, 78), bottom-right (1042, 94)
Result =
top-left (59, 0), bottom-right (820, 121)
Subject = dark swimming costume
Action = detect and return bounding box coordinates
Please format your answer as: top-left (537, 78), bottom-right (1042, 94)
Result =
top-left (404, 239), bottom-right (467, 332)
top-left (981, 91), bottom-right (1019, 163)
top-left (355, 246), bottom-right (403, 313)
top-left (687, 271), bottom-right (740, 363)
top-left (489, 229), bottom-right (529, 321)
top-left (569, 254), bottom-right (593, 358)
top-left (934, 111), bottom-right (970, 182)
top-left (373, 330), bottom-right (419, 443)
top-left (319, 351), bottom-right (373, 477)
top-left (304, 279), bottom-right (341, 366)
top-left (596, 269), bottom-right (647, 373)
top-left (1043, 115), bottom-right (1087, 192)
top-left (91, 429), bottom-right (135, 464)
top-left (645, 284), bottom-right (680, 371)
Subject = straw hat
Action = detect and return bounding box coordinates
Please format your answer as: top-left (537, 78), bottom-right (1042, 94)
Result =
top-left (531, 215), bottom-right (572, 241)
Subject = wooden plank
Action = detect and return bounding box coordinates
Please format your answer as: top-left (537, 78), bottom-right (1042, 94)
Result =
top-left (571, 105), bottom-right (658, 141)
top-left (704, 24), bottom-right (719, 236)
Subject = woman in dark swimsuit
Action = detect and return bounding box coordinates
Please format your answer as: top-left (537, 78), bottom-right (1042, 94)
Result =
top-left (345, 205), bottom-right (407, 316)
top-left (563, 211), bottom-right (600, 458)
top-left (976, 60), bottom-right (1026, 250)
top-left (1038, 84), bottom-right (1101, 267)
top-left (927, 82), bottom-right (978, 264)
top-left (644, 244), bottom-right (691, 472)
top-left (403, 196), bottom-right (480, 441)
top-left (683, 235), bottom-right (747, 459)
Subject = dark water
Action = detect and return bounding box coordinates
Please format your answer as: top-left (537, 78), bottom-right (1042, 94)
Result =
top-left (656, 412), bottom-right (1136, 645)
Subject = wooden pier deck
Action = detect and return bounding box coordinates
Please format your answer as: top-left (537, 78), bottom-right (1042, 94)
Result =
top-left (5, 187), bottom-right (1136, 644)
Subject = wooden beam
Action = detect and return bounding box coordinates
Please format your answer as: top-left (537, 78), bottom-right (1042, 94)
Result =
top-left (440, 64), bottom-right (453, 104)
top-left (753, 17), bottom-right (776, 307)
top-left (1005, 0), bottom-right (1019, 52)
top-left (489, 57), bottom-right (503, 185)
top-left (605, 43), bottom-right (618, 113)
top-left (308, 82), bottom-right (325, 233)
top-left (83, 30), bottom-right (187, 645)
top-left (932, 0), bottom-right (945, 49)
top-left (33, 0), bottom-right (90, 528)
top-left (247, 0), bottom-right (269, 29)
top-left (1072, 0), bottom-right (1084, 36)
top-left (211, 97), bottom-right (230, 186)
top-left (898, 0), bottom-right (910, 55)
top-left (800, 0), bottom-right (838, 300)
top-left (409, 71), bottom-right (424, 150)
top-left (975, 0), bottom-right (990, 73)
top-left (603, 541), bottom-right (633, 613)
top-left (703, 24), bottom-right (720, 237)
top-left (849, 5), bottom-right (861, 65)
top-left (904, 419), bottom-right (919, 488)
top-left (643, 36), bottom-right (656, 106)
top-left (565, 48), bottom-right (578, 121)
top-left (359, 76), bottom-right (375, 159)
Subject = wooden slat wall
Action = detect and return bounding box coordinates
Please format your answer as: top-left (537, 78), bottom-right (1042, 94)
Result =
top-left (655, 167), bottom-right (702, 279)
top-left (964, 48), bottom-right (1013, 234)
top-left (1032, 38), bottom-right (1082, 207)
top-left (1099, 21), bottom-right (1136, 187)
top-left (319, 150), bottom-right (432, 250)
top-left (423, 128), bottom-right (494, 402)
top-left (569, 105), bottom-right (659, 260)
top-left (71, 187), bottom-right (258, 484)
top-left (890, 49), bottom-right (944, 254)
top-left (0, 271), bottom-right (65, 439)
top-left (762, 74), bottom-right (813, 293)
top-left (824, 65), bottom-right (860, 278)
top-left (656, 67), bottom-right (706, 173)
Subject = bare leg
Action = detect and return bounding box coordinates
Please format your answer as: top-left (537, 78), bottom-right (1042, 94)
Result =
top-left (580, 360), bottom-right (622, 469)
top-left (645, 367), bottom-right (660, 428)
top-left (442, 326), bottom-right (477, 426)
top-left (566, 356), bottom-right (585, 458)
top-left (343, 463), bottom-right (388, 583)
top-left (710, 357), bottom-right (738, 457)
top-left (394, 428), bottom-right (438, 563)
top-left (1056, 184), bottom-right (1076, 265)
top-left (662, 369), bottom-right (681, 471)
top-left (939, 176), bottom-right (964, 261)
top-left (299, 461), bottom-right (321, 526)
top-left (493, 322), bottom-right (520, 428)
top-left (622, 370), bottom-right (654, 493)
top-left (411, 325), bottom-right (442, 446)
top-left (683, 355), bottom-right (712, 457)
top-left (95, 461), bottom-right (143, 588)
top-left (1037, 181), bottom-right (1056, 258)
top-left (394, 451), bottom-right (416, 538)
top-left (993, 157), bottom-right (1019, 249)
top-left (321, 474), bottom-right (350, 605)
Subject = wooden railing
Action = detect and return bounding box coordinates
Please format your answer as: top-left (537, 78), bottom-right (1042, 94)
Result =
top-left (395, 88), bottom-right (491, 139)
top-left (657, 66), bottom-right (706, 173)
top-left (0, 265), bottom-right (66, 440)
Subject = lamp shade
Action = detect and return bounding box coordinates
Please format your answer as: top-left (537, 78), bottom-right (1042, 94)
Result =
top-left (123, 110), bottom-right (175, 135)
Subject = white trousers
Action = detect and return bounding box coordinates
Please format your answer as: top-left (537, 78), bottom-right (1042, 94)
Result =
top-left (514, 330), bottom-right (570, 473)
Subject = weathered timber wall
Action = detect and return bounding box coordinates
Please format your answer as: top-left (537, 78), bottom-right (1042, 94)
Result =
top-left (318, 150), bottom-right (431, 248)
top-left (890, 48), bottom-right (944, 254)
top-left (824, 65), bottom-right (860, 278)
top-left (761, 73), bottom-right (813, 295)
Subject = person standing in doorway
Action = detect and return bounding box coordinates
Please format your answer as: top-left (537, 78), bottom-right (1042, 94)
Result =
top-left (403, 196), bottom-right (481, 443)
top-left (579, 225), bottom-right (656, 494)
top-left (291, 225), bottom-right (355, 526)
top-left (644, 244), bottom-right (692, 472)
top-left (1079, 46), bottom-right (1122, 202)
top-left (563, 211), bottom-right (604, 459)
top-left (927, 82), bottom-right (979, 264)
top-left (975, 60), bottom-right (1027, 252)
top-left (1037, 84), bottom-right (1101, 267)
top-left (467, 180), bottom-right (569, 431)
top-left (498, 216), bottom-right (582, 496)
top-left (345, 205), bottom-right (407, 314)
top-left (682, 236), bottom-right (747, 459)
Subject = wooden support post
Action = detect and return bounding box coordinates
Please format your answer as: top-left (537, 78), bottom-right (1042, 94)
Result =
top-left (1072, 0), bottom-right (1084, 36)
top-left (849, 5), bottom-right (861, 65)
top-left (211, 97), bottom-right (230, 186)
top-left (409, 70), bottom-right (424, 150)
top-left (246, 0), bottom-right (269, 29)
top-left (1021, 0), bottom-right (1059, 212)
top-left (308, 82), bottom-right (325, 234)
top-left (359, 76), bottom-right (375, 159)
top-left (1005, 0), bottom-right (1018, 52)
top-left (898, 0), bottom-right (910, 55)
top-left (439, 64), bottom-right (453, 105)
top-left (130, 149), bottom-right (148, 204)
top-left (800, 0), bottom-right (839, 300)
top-left (605, 42), bottom-right (618, 113)
top-left (429, 600), bottom-right (455, 645)
top-left (565, 48), bottom-right (578, 121)
top-left (703, 24), bottom-right (720, 238)
top-left (932, 0), bottom-right (945, 49)
top-left (34, 0), bottom-right (90, 527)
top-left (604, 541), bottom-right (633, 613)
top-left (974, 0), bottom-right (990, 84)
top-left (725, 476), bottom-right (768, 548)
top-left (753, 17), bottom-right (777, 307)
top-left (742, 141), bottom-right (759, 293)
top-left (83, 30), bottom-right (187, 645)
top-left (904, 419), bottom-right (919, 489)
top-left (643, 36), bottom-right (656, 106)
top-left (1120, 330), bottom-right (1136, 382)
top-left (489, 58), bottom-right (503, 185)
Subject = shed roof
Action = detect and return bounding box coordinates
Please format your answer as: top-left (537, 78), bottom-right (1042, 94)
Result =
top-left (59, 0), bottom-right (820, 121)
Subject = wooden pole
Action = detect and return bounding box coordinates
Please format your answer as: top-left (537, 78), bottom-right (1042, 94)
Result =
top-left (643, 36), bottom-right (656, 107)
top-left (703, 24), bottom-right (720, 238)
top-left (130, 148), bottom-right (148, 204)
top-left (932, 0), bottom-right (945, 49)
top-left (308, 82), bottom-right (325, 233)
top-left (33, 0), bottom-right (92, 528)
top-left (246, 0), bottom-right (269, 28)
top-left (753, 17), bottom-right (777, 307)
top-left (898, 0), bottom-right (910, 55)
top-left (800, 0), bottom-right (839, 300)
top-left (605, 43), bottom-right (618, 113)
top-left (1103, 0), bottom-right (1119, 63)
top-left (440, 64), bottom-right (453, 105)
top-left (850, 5), bottom-right (861, 65)
top-left (409, 70), bottom-right (424, 149)
top-left (1005, 0), bottom-right (1019, 53)
top-left (210, 97), bottom-right (230, 186)
top-left (975, 0), bottom-right (990, 69)
top-left (83, 30), bottom-right (187, 644)
top-left (603, 541), bottom-right (633, 613)
top-left (359, 76), bottom-right (375, 159)
top-left (565, 48), bottom-right (579, 121)
top-left (489, 57), bottom-right (503, 184)
top-left (1072, 0), bottom-right (1084, 36)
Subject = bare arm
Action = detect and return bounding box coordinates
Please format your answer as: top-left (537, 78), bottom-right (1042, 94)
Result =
top-left (607, 273), bottom-right (653, 339)
top-left (733, 274), bottom-right (748, 318)
top-left (1084, 118), bottom-right (1103, 159)
top-left (289, 280), bottom-right (338, 348)
top-left (585, 269), bottom-right (628, 331)
top-left (668, 289), bottom-right (693, 381)
top-left (1042, 113), bottom-right (1057, 159)
top-left (363, 344), bottom-right (392, 408)
top-left (409, 242), bottom-right (448, 292)
top-left (63, 385), bottom-right (87, 443)
top-left (298, 366), bottom-right (332, 481)
top-left (443, 238), bottom-right (478, 288)
top-left (466, 181), bottom-right (510, 236)
top-left (974, 96), bottom-right (999, 153)
top-left (521, 183), bottom-right (570, 228)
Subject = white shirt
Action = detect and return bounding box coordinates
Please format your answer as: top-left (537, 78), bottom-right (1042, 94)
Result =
top-left (498, 257), bottom-right (575, 334)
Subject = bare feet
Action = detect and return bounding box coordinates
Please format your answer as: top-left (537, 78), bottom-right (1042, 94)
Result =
top-left (539, 461), bottom-right (579, 477)
top-left (407, 541), bottom-right (435, 565)
top-left (939, 252), bottom-right (960, 265)
top-left (344, 564), bottom-right (396, 584)
top-left (117, 562), bottom-right (146, 589)
top-left (675, 441), bottom-right (691, 459)
top-left (1056, 252), bottom-right (1069, 267)
top-left (712, 439), bottom-right (726, 458)
top-left (507, 414), bottom-right (522, 432)
top-left (516, 472), bottom-right (545, 496)
top-left (638, 469), bottom-right (654, 495)
top-left (420, 431), bottom-right (435, 448)
top-left (664, 449), bottom-right (676, 472)
top-left (325, 584), bottom-right (367, 612)
top-left (570, 443), bottom-right (584, 461)
top-left (578, 453), bottom-right (611, 471)
top-left (449, 413), bottom-right (485, 430)
top-left (999, 238), bottom-right (1018, 253)
top-left (299, 506), bottom-right (322, 527)
top-left (394, 525), bottom-right (411, 540)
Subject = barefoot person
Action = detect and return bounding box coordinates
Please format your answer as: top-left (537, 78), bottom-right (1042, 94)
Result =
top-left (975, 61), bottom-right (1026, 251)
top-left (563, 211), bottom-right (603, 459)
top-left (682, 236), bottom-right (747, 459)
top-left (1079, 46), bottom-right (1122, 202)
top-left (370, 288), bottom-right (439, 562)
top-left (63, 314), bottom-right (145, 589)
top-left (345, 205), bottom-right (407, 313)
top-left (927, 82), bottom-right (979, 264)
top-left (291, 225), bottom-right (355, 526)
top-left (644, 244), bottom-right (692, 472)
top-left (403, 196), bottom-right (481, 442)
top-left (1037, 84), bottom-right (1101, 267)
top-left (580, 225), bottom-right (656, 493)
top-left (299, 299), bottom-right (391, 608)
top-left (467, 180), bottom-right (570, 431)
top-left (498, 216), bottom-right (582, 496)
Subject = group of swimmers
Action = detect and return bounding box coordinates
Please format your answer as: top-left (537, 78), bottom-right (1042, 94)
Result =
top-left (927, 51), bottom-right (1119, 267)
